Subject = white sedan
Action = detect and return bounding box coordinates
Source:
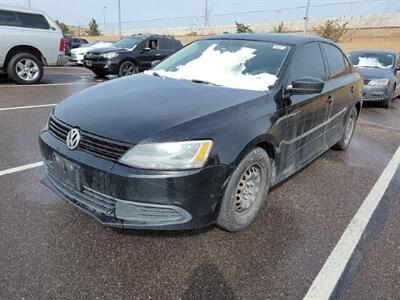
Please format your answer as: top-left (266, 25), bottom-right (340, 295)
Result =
top-left (69, 41), bottom-right (114, 65)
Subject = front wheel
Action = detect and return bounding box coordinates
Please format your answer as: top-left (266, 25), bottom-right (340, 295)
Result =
top-left (217, 147), bottom-right (271, 232)
top-left (333, 106), bottom-right (358, 151)
top-left (118, 61), bottom-right (137, 77)
top-left (383, 87), bottom-right (395, 109)
top-left (7, 53), bottom-right (43, 84)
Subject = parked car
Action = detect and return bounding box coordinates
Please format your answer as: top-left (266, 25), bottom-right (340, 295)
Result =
top-left (69, 41), bottom-right (114, 65)
top-left (83, 34), bottom-right (182, 77)
top-left (70, 37), bottom-right (89, 49)
top-left (0, 5), bottom-right (68, 84)
top-left (348, 50), bottom-right (400, 108)
top-left (39, 33), bottom-right (362, 231)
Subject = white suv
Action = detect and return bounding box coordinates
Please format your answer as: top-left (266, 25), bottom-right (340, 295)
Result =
top-left (0, 5), bottom-right (67, 84)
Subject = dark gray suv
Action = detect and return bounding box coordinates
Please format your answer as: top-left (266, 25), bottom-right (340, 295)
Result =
top-left (83, 34), bottom-right (183, 77)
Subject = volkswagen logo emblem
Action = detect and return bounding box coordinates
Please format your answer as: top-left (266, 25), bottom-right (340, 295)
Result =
top-left (66, 128), bottom-right (81, 150)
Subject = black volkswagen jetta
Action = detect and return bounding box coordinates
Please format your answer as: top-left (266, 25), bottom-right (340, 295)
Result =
top-left (39, 33), bottom-right (362, 232)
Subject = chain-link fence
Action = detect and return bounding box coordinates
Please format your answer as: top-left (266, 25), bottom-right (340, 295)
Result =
top-left (96, 0), bottom-right (400, 35)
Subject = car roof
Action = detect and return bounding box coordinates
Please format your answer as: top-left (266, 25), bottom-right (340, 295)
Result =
top-left (348, 49), bottom-right (398, 55)
top-left (202, 33), bottom-right (334, 46)
top-left (0, 4), bottom-right (47, 15)
top-left (128, 34), bottom-right (176, 40)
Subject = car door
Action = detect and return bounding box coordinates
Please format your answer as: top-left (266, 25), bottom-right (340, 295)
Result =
top-left (281, 42), bottom-right (329, 173)
top-left (158, 38), bottom-right (178, 59)
top-left (136, 38), bottom-right (162, 70)
top-left (321, 42), bottom-right (356, 147)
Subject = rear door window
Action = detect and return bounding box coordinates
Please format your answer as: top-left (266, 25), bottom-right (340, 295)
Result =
top-left (290, 42), bottom-right (326, 81)
top-left (0, 10), bottom-right (20, 26)
top-left (322, 43), bottom-right (347, 79)
top-left (16, 12), bottom-right (50, 29)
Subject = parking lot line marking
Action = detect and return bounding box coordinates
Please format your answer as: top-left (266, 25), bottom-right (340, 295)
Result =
top-left (1, 82), bottom-right (97, 88)
top-left (304, 145), bottom-right (400, 300)
top-left (0, 161), bottom-right (43, 177)
top-left (0, 104), bottom-right (57, 112)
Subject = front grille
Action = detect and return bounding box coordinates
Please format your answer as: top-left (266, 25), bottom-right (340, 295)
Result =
top-left (85, 54), bottom-right (105, 62)
top-left (48, 115), bottom-right (131, 161)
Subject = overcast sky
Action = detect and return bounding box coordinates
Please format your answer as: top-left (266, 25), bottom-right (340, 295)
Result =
top-left (1, 0), bottom-right (399, 30)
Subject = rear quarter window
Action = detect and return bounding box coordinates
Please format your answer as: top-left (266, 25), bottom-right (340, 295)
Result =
top-left (16, 12), bottom-right (50, 29)
top-left (0, 10), bottom-right (20, 26)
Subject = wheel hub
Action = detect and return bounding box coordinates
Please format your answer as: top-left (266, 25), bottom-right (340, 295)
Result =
top-left (235, 164), bottom-right (262, 212)
top-left (15, 58), bottom-right (39, 81)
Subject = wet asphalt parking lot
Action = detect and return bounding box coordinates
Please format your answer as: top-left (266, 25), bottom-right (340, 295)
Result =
top-left (0, 66), bottom-right (399, 299)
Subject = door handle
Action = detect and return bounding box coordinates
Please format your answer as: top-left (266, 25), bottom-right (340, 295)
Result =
top-left (156, 53), bottom-right (162, 56)
top-left (327, 96), bottom-right (334, 103)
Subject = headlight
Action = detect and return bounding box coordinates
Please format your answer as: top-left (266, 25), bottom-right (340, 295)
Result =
top-left (102, 52), bottom-right (119, 59)
top-left (119, 140), bottom-right (213, 170)
top-left (367, 79), bottom-right (389, 86)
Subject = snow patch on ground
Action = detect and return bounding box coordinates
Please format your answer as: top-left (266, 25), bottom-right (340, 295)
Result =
top-left (145, 44), bottom-right (278, 91)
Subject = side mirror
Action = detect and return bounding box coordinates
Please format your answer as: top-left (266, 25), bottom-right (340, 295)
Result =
top-left (151, 60), bottom-right (161, 68)
top-left (287, 77), bottom-right (325, 95)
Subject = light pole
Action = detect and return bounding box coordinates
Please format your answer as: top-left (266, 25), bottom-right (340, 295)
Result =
top-left (103, 6), bottom-right (107, 33)
top-left (303, 0), bottom-right (311, 34)
top-left (118, 0), bottom-right (122, 39)
top-left (204, 0), bottom-right (208, 28)
top-left (28, 0), bottom-right (31, 8)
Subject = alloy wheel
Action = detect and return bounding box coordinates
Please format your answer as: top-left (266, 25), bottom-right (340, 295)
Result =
top-left (15, 58), bottom-right (40, 81)
top-left (120, 62), bottom-right (135, 76)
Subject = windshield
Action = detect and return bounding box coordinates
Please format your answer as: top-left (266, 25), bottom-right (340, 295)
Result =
top-left (147, 39), bottom-right (290, 91)
top-left (113, 37), bottom-right (143, 50)
top-left (348, 52), bottom-right (394, 69)
top-left (91, 41), bottom-right (113, 49)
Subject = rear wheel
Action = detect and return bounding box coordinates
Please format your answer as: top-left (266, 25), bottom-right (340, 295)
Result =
top-left (7, 52), bottom-right (43, 84)
top-left (118, 61), bottom-right (136, 77)
top-left (333, 106), bottom-right (358, 151)
top-left (217, 147), bottom-right (271, 232)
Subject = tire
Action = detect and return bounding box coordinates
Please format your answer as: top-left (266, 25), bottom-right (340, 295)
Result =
top-left (383, 87), bottom-right (395, 109)
top-left (7, 52), bottom-right (43, 85)
top-left (333, 106), bottom-right (358, 151)
top-left (217, 147), bottom-right (271, 232)
top-left (118, 61), bottom-right (136, 77)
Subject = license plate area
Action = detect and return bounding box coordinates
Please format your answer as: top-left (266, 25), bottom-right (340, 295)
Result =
top-left (53, 154), bottom-right (80, 190)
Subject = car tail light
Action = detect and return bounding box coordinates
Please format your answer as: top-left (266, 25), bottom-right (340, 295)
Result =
top-left (59, 38), bottom-right (68, 52)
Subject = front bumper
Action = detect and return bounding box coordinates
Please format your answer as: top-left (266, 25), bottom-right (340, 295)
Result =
top-left (84, 59), bottom-right (119, 75)
top-left (69, 53), bottom-right (84, 64)
top-left (39, 130), bottom-right (232, 230)
top-left (362, 85), bottom-right (391, 102)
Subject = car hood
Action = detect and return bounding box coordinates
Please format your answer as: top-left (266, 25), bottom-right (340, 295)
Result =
top-left (88, 47), bottom-right (124, 54)
top-left (54, 74), bottom-right (265, 144)
top-left (356, 67), bottom-right (393, 80)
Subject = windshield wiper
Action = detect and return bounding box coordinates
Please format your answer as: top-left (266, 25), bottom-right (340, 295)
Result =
top-left (190, 79), bottom-right (220, 86)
